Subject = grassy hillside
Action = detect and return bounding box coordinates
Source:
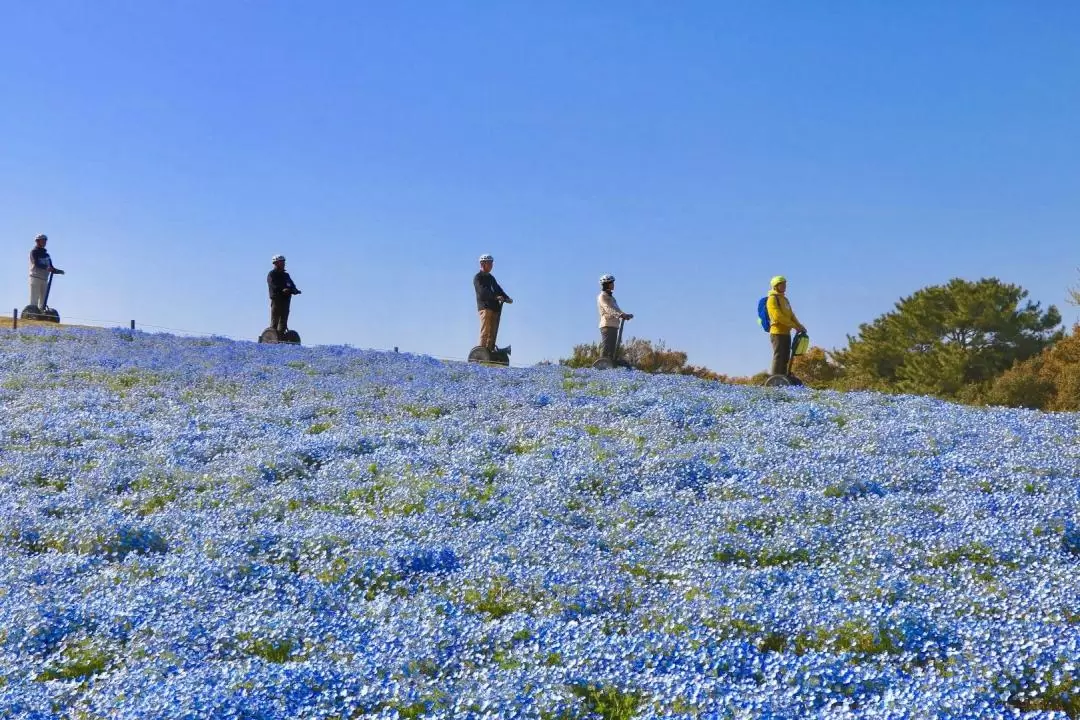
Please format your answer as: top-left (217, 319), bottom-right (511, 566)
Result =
top-left (0, 326), bottom-right (1077, 719)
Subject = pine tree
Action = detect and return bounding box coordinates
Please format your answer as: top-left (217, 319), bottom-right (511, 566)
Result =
top-left (832, 278), bottom-right (1061, 398)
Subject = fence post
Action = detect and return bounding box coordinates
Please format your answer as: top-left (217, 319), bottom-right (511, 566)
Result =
top-left (130, 320), bottom-right (135, 331)
top-left (394, 346), bottom-right (398, 353)
top-left (12, 308), bottom-right (17, 330)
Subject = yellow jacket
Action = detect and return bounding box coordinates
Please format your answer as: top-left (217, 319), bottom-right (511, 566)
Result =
top-left (766, 290), bottom-right (802, 335)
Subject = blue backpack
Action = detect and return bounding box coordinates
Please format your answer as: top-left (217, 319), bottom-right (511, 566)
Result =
top-left (757, 296), bottom-right (771, 332)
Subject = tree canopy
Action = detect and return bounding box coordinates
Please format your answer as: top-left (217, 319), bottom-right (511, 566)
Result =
top-left (831, 278), bottom-right (1061, 398)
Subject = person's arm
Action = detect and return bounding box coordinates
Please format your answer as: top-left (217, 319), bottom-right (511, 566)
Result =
top-left (599, 293), bottom-right (626, 322)
top-left (491, 278), bottom-right (511, 303)
top-left (767, 295), bottom-right (804, 331)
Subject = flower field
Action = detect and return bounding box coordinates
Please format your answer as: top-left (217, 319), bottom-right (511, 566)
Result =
top-left (0, 327), bottom-right (1077, 719)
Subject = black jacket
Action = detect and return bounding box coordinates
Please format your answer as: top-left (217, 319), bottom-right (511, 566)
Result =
top-left (474, 271), bottom-right (508, 311)
top-left (268, 269), bottom-right (299, 299)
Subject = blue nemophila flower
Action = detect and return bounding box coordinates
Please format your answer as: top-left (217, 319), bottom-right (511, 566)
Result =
top-left (0, 327), bottom-right (1077, 718)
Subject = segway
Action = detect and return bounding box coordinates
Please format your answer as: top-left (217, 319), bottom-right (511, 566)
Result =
top-left (259, 327), bottom-right (301, 344)
top-left (593, 318), bottom-right (630, 370)
top-left (468, 344), bottom-right (511, 366)
top-left (764, 331), bottom-right (809, 387)
top-left (22, 271), bottom-right (63, 323)
top-left (259, 287), bottom-right (302, 344)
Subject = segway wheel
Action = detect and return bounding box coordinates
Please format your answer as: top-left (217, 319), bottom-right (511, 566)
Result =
top-left (259, 328), bottom-right (281, 344)
top-left (592, 357), bottom-right (615, 370)
top-left (764, 374), bottom-right (794, 387)
top-left (468, 346), bottom-right (493, 363)
top-left (281, 330), bottom-right (301, 345)
top-left (489, 348), bottom-right (511, 366)
top-left (41, 309), bottom-right (60, 324)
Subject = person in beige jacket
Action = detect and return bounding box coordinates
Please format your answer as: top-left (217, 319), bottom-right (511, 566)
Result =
top-left (597, 274), bottom-right (633, 361)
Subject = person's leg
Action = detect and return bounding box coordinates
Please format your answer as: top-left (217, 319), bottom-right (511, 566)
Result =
top-left (277, 296), bottom-right (291, 333)
top-left (770, 333), bottom-right (792, 376)
top-left (479, 310), bottom-right (497, 350)
top-left (29, 277), bottom-right (46, 309)
top-left (478, 310), bottom-right (489, 348)
top-left (270, 298), bottom-right (281, 330)
top-left (601, 327), bottom-right (618, 359)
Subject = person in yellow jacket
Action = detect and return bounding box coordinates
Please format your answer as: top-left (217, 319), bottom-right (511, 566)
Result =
top-left (766, 275), bottom-right (807, 377)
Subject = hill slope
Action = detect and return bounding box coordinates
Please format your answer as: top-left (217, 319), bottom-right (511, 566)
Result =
top-left (1, 327), bottom-right (1078, 719)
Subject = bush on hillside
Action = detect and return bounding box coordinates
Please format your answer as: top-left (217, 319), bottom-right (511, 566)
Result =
top-left (983, 325), bottom-right (1080, 411)
top-left (560, 337), bottom-right (725, 379)
top-left (791, 347), bottom-right (844, 389)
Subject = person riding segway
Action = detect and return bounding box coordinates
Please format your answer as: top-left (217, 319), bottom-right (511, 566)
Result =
top-left (761, 275), bottom-right (807, 386)
top-left (23, 233), bottom-right (64, 323)
top-left (593, 274), bottom-right (633, 369)
top-left (259, 254), bottom-right (302, 344)
top-left (468, 254), bottom-right (512, 365)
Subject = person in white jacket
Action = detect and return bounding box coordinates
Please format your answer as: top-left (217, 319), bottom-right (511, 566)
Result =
top-left (597, 274), bottom-right (632, 361)
top-left (28, 234), bottom-right (64, 310)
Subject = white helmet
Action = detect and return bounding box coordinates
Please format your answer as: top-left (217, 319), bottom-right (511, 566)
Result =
top-left (478, 254), bottom-right (493, 263)
top-left (599, 274), bottom-right (615, 286)
top-left (271, 254), bottom-right (285, 263)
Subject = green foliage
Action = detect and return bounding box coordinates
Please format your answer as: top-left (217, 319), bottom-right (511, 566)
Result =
top-left (1008, 674), bottom-right (1080, 716)
top-left (832, 278), bottom-right (1062, 398)
top-left (237, 634), bottom-right (297, 663)
top-left (927, 541), bottom-right (1002, 569)
top-left (35, 639), bottom-right (112, 681)
top-left (462, 577), bottom-right (537, 619)
top-left (402, 404), bottom-right (446, 419)
top-left (796, 619), bottom-right (905, 656)
top-left (568, 683), bottom-right (643, 720)
top-left (711, 545), bottom-right (811, 567)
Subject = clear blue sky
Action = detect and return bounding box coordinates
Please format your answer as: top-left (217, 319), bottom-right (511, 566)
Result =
top-left (3, 1), bottom-right (1078, 374)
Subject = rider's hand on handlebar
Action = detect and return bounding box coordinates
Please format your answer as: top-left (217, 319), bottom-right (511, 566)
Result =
top-left (622, 313), bottom-right (633, 320)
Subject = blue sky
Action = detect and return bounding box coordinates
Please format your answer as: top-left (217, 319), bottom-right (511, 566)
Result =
top-left (3, 1), bottom-right (1078, 374)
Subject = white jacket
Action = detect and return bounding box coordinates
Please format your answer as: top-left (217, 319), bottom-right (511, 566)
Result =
top-left (597, 291), bottom-right (625, 329)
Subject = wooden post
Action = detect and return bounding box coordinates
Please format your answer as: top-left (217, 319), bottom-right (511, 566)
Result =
top-left (12, 308), bottom-right (17, 330)
top-left (130, 320), bottom-right (135, 331)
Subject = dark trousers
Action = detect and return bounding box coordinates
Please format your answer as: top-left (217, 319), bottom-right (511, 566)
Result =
top-left (270, 296), bottom-right (292, 333)
top-left (601, 326), bottom-right (620, 360)
top-left (770, 333), bottom-right (792, 376)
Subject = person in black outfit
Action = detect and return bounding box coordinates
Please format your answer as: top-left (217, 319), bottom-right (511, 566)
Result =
top-left (267, 254), bottom-right (301, 333)
top-left (473, 253), bottom-right (512, 350)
